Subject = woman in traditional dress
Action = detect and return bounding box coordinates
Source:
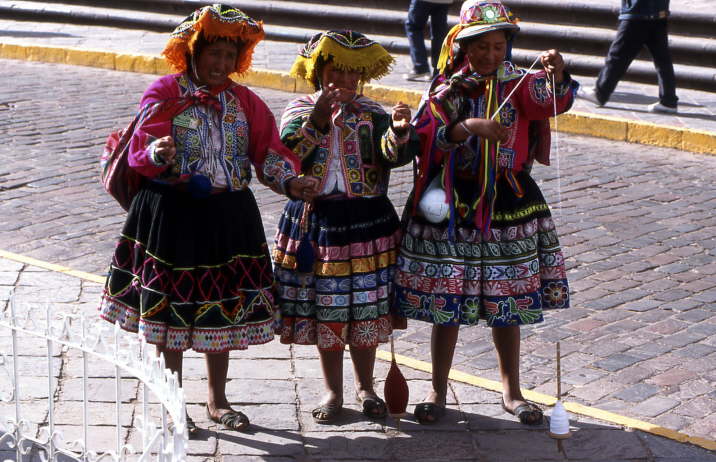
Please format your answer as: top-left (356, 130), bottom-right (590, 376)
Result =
top-left (273, 30), bottom-right (420, 423)
top-left (393, 0), bottom-right (578, 425)
top-left (98, 4), bottom-right (318, 433)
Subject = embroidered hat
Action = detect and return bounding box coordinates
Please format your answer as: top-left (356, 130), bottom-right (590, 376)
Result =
top-left (162, 4), bottom-right (265, 76)
top-left (289, 30), bottom-right (395, 89)
top-left (437, 0), bottom-right (519, 74)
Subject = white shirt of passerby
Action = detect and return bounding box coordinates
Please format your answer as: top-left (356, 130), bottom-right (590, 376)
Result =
top-left (420, 0), bottom-right (454, 4)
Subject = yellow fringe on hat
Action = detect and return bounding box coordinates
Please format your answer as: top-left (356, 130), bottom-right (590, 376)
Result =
top-left (437, 23), bottom-right (467, 76)
top-left (162, 8), bottom-right (265, 76)
top-left (290, 35), bottom-right (394, 85)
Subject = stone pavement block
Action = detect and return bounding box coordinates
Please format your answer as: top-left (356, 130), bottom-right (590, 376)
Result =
top-left (638, 433), bottom-right (716, 460)
top-left (387, 431), bottom-right (477, 460)
top-left (672, 343), bottom-right (716, 358)
top-left (450, 382), bottom-right (501, 406)
top-left (648, 369), bottom-right (693, 387)
top-left (226, 359), bottom-right (294, 380)
top-left (47, 424), bottom-right (130, 456)
top-left (302, 431), bottom-right (391, 460)
top-left (593, 354), bottom-right (642, 372)
top-left (675, 309), bottom-right (713, 322)
top-left (52, 400), bottom-right (133, 426)
top-left (561, 428), bottom-right (648, 460)
top-left (612, 383), bottom-right (660, 402)
top-left (216, 430), bottom-right (304, 457)
top-left (235, 404), bottom-right (300, 432)
top-left (562, 367), bottom-right (607, 387)
top-left (631, 396), bottom-right (680, 418)
top-left (59, 378), bottom-right (138, 403)
top-left (0, 402), bottom-right (48, 425)
top-left (567, 378), bottom-right (618, 402)
top-left (472, 429), bottom-right (564, 461)
top-left (676, 380), bottom-right (713, 400)
top-left (226, 378), bottom-right (297, 405)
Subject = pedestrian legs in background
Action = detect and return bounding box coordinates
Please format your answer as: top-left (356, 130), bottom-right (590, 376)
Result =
top-left (404, 0), bottom-right (450, 81)
top-left (581, 18), bottom-right (678, 113)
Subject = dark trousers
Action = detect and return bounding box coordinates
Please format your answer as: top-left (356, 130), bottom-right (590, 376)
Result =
top-left (596, 19), bottom-right (678, 107)
top-left (405, 0), bottom-right (449, 74)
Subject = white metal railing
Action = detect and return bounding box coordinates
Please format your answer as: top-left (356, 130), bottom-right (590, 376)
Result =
top-left (0, 292), bottom-right (188, 461)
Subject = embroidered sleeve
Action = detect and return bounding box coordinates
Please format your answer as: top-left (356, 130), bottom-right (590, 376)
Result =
top-left (261, 149), bottom-right (296, 195)
top-left (126, 76), bottom-right (177, 178)
top-left (281, 116), bottom-right (327, 161)
top-left (377, 113), bottom-right (420, 167)
top-left (517, 70), bottom-right (579, 120)
top-left (428, 92), bottom-right (466, 152)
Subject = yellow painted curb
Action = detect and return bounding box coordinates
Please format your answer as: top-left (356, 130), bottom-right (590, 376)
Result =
top-left (1, 42), bottom-right (713, 155)
top-left (0, 250), bottom-right (105, 285)
top-left (375, 349), bottom-right (716, 452)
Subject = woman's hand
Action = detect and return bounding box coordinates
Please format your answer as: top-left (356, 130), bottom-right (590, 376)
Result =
top-left (464, 118), bottom-right (508, 143)
top-left (391, 101), bottom-right (412, 136)
top-left (540, 49), bottom-right (565, 84)
top-left (155, 136), bottom-right (176, 164)
top-left (311, 83), bottom-right (357, 130)
top-left (288, 176), bottom-right (321, 202)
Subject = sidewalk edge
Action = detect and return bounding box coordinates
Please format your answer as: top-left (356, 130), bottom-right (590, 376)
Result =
top-left (2, 248), bottom-right (714, 452)
top-left (2, 43), bottom-right (714, 155)
top-left (376, 349), bottom-right (716, 452)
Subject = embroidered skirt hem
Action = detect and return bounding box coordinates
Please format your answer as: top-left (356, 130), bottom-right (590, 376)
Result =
top-left (393, 171), bottom-right (570, 328)
top-left (98, 182), bottom-right (279, 352)
top-left (273, 196), bottom-right (401, 351)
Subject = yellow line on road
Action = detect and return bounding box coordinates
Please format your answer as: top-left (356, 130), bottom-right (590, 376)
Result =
top-left (1, 43), bottom-right (715, 155)
top-left (0, 249), bottom-right (105, 284)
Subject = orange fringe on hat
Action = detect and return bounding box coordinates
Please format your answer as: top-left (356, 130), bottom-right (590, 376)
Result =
top-left (162, 4), bottom-right (265, 76)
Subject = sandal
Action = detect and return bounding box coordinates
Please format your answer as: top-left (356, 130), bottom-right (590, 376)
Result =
top-left (356, 393), bottom-right (387, 419)
top-left (312, 400), bottom-right (343, 424)
top-left (206, 406), bottom-right (250, 432)
top-left (167, 413), bottom-right (198, 439)
top-left (413, 402), bottom-right (445, 425)
top-left (501, 398), bottom-right (544, 425)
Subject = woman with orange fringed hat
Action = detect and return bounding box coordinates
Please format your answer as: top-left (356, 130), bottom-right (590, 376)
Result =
top-left (98, 4), bottom-right (318, 434)
top-left (392, 0), bottom-right (579, 425)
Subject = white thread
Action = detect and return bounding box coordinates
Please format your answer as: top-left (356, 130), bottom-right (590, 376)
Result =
top-left (551, 72), bottom-right (562, 223)
top-left (490, 55), bottom-right (541, 120)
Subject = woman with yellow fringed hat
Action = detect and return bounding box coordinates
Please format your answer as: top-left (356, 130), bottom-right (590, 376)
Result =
top-left (272, 30), bottom-right (420, 423)
top-left (98, 4), bottom-right (319, 434)
top-left (392, 0), bottom-right (579, 425)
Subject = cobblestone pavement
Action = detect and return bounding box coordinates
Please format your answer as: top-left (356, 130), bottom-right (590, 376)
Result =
top-left (1, 59), bottom-right (716, 459)
top-left (1, 18), bottom-right (715, 132)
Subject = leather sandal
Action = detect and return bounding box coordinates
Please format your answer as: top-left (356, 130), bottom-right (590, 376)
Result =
top-left (167, 412), bottom-right (198, 439)
top-left (356, 393), bottom-right (387, 419)
top-left (501, 398), bottom-right (544, 425)
top-left (312, 399), bottom-right (343, 424)
top-left (414, 402), bottom-right (446, 425)
top-left (207, 406), bottom-right (250, 432)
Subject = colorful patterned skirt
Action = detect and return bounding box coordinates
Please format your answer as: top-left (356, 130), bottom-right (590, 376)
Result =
top-left (99, 182), bottom-right (278, 352)
top-left (273, 195), bottom-right (401, 351)
top-left (394, 171), bottom-right (570, 327)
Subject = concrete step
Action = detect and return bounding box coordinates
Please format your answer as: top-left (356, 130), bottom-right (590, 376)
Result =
top-left (2, 1), bottom-right (714, 92)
